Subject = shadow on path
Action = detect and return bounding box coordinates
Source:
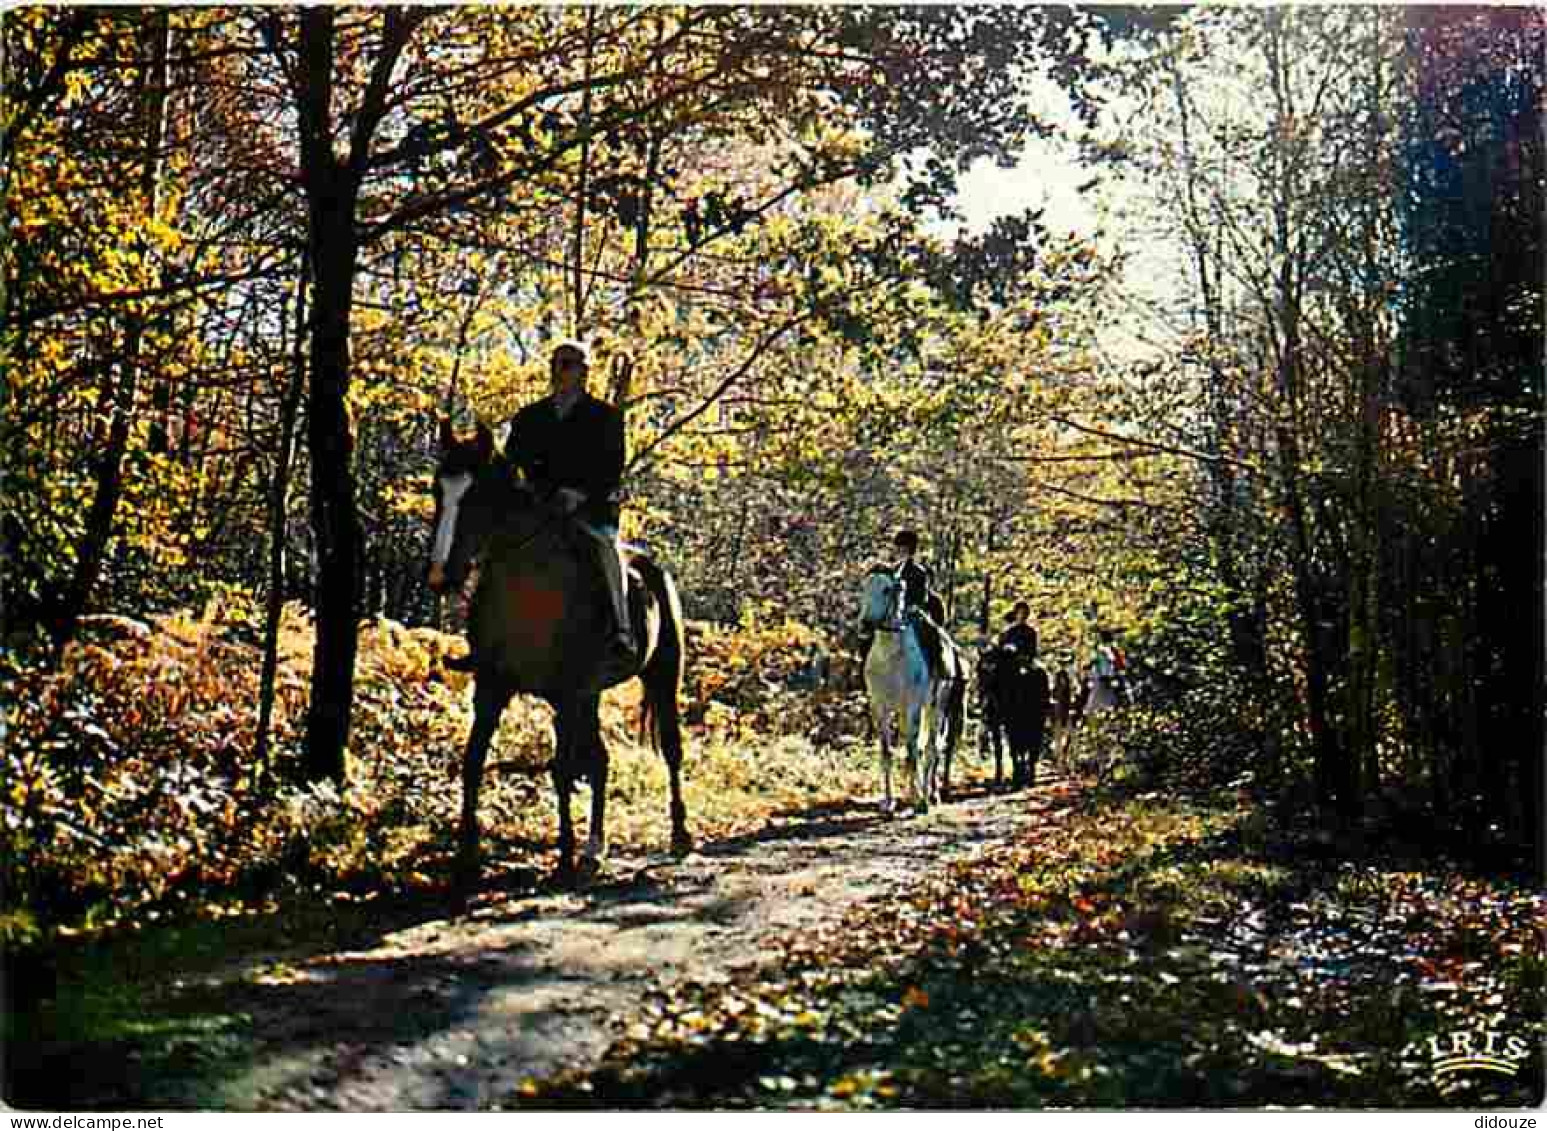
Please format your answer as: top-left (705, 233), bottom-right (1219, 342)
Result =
top-left (8, 774), bottom-right (1074, 1112)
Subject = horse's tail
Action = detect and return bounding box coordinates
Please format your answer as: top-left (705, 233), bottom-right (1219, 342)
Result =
top-left (633, 554), bottom-right (685, 761)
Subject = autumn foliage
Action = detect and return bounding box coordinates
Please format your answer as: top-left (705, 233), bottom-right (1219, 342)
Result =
top-left (2, 5), bottom-right (1542, 1110)
top-left (2, 596), bottom-right (872, 944)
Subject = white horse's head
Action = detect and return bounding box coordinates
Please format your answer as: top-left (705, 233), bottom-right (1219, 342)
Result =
top-left (859, 568), bottom-right (903, 630)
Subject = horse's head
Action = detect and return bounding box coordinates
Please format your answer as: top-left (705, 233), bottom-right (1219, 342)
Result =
top-left (427, 419), bottom-right (512, 596)
top-left (858, 567), bottom-right (903, 630)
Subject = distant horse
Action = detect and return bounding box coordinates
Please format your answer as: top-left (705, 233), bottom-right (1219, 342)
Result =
top-left (1051, 665), bottom-right (1078, 767)
top-left (1059, 656), bottom-right (1125, 772)
top-left (857, 568), bottom-right (964, 812)
top-left (977, 646), bottom-right (1009, 783)
top-left (426, 421), bottom-right (691, 886)
top-left (979, 644), bottom-right (1050, 789)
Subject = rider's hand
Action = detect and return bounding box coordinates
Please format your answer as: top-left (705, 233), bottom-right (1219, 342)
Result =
top-left (555, 487), bottom-right (585, 514)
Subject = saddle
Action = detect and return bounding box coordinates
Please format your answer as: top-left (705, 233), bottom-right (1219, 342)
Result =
top-left (586, 550), bottom-right (659, 691)
top-left (908, 608), bottom-right (958, 683)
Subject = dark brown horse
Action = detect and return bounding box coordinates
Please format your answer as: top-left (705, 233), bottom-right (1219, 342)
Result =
top-left (427, 421), bottom-right (690, 886)
top-left (979, 643), bottom-right (1049, 789)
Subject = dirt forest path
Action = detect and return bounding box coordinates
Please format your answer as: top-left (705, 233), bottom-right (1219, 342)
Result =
top-left (225, 772), bottom-right (1076, 1111)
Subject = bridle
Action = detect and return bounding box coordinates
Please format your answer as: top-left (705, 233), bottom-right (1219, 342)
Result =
top-left (429, 462), bottom-right (579, 593)
top-left (862, 569), bottom-right (908, 634)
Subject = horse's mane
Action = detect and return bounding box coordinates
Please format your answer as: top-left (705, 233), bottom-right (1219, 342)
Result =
top-left (466, 451), bottom-right (534, 507)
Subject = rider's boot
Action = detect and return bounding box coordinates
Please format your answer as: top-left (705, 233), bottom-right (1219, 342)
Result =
top-left (592, 536), bottom-right (638, 686)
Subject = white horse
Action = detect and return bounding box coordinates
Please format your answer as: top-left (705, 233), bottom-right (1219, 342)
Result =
top-left (858, 568), bottom-right (950, 813)
top-left (1063, 652), bottom-right (1126, 774)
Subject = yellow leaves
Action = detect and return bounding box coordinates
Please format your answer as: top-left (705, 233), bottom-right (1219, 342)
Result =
top-left (829, 1069), bottom-right (899, 1100)
top-left (250, 961), bottom-right (311, 987)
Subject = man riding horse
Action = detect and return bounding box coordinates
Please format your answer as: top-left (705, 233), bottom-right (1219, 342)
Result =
top-left (445, 338), bottom-right (634, 681)
top-left (892, 529), bottom-right (949, 679)
top-left (981, 600), bottom-right (1051, 788)
top-left (428, 341), bottom-right (691, 883)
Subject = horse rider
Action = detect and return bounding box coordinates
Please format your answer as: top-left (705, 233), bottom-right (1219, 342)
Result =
top-left (1088, 627), bottom-right (1128, 703)
top-left (997, 600), bottom-right (1039, 657)
top-left (892, 529), bottom-right (948, 676)
top-left (446, 338), bottom-right (635, 675)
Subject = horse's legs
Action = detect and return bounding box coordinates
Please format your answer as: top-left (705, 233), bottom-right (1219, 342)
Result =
top-left (550, 714), bottom-right (578, 884)
top-left (990, 712), bottom-right (1004, 789)
top-left (666, 758), bottom-right (691, 856)
top-left (459, 678), bottom-right (513, 890)
top-left (925, 682), bottom-right (948, 805)
top-left (585, 744), bottom-right (609, 870)
top-left (918, 699), bottom-right (934, 807)
top-left (904, 698), bottom-right (928, 813)
top-left (1017, 733), bottom-right (1031, 788)
top-left (662, 746), bottom-right (691, 857)
top-left (934, 708), bottom-right (946, 804)
top-left (870, 696), bottom-right (895, 813)
top-left (881, 721), bottom-right (896, 814)
top-left (944, 679), bottom-right (965, 800)
top-left (637, 617), bottom-right (692, 855)
top-left (580, 697), bottom-right (609, 870)
top-left (935, 682), bottom-right (954, 802)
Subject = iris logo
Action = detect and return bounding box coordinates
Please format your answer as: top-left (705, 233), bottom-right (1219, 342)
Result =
top-left (1428, 1028), bottom-right (1532, 1080)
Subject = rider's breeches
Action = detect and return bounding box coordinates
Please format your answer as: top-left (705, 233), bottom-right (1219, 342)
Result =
top-left (580, 521), bottom-right (629, 631)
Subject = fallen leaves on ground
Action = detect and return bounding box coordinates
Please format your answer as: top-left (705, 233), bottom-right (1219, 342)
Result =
top-left (511, 782), bottom-right (1544, 1110)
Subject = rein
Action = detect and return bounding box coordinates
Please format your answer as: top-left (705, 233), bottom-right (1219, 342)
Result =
top-left (476, 485), bottom-right (583, 573)
top-left (442, 466), bottom-right (571, 581)
top-left (864, 572), bottom-right (910, 634)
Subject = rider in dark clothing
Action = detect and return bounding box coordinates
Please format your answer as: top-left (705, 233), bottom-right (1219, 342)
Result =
top-left (445, 338), bottom-right (634, 675)
top-left (505, 380), bottom-right (624, 531)
top-left (998, 601), bottom-right (1039, 656)
top-left (893, 529), bottom-right (934, 614)
top-left (893, 529), bottom-right (947, 676)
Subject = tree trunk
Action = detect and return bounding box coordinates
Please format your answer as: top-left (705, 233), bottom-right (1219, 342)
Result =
top-left (51, 11), bottom-right (170, 652)
top-left (301, 196), bottom-right (364, 783)
top-left (1343, 9), bottom-right (1393, 812)
top-left (1263, 12), bottom-right (1354, 815)
top-left (254, 255), bottom-right (308, 777)
top-left (296, 8), bottom-right (365, 783)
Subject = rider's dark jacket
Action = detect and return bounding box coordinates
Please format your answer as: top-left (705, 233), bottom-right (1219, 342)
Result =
top-left (505, 392), bottom-right (625, 528)
top-left (897, 558), bottom-right (932, 614)
top-left (998, 622), bottom-right (1038, 656)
